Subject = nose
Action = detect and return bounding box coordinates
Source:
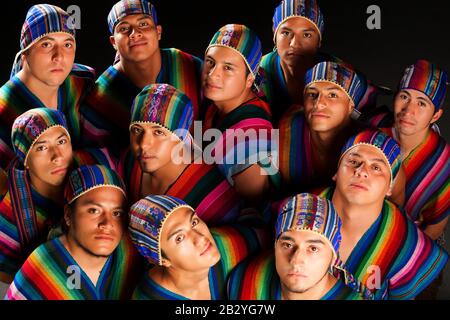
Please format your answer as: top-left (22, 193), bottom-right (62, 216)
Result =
top-left (290, 247), bottom-right (306, 266)
top-left (139, 131), bottom-right (154, 150)
top-left (207, 64), bottom-right (220, 79)
top-left (99, 212), bottom-right (115, 230)
top-left (402, 100), bottom-right (416, 115)
top-left (50, 146), bottom-right (64, 163)
top-left (52, 44), bottom-right (64, 62)
top-left (193, 229), bottom-right (208, 247)
top-left (314, 93), bottom-right (327, 110)
top-left (354, 162), bottom-right (369, 178)
top-left (289, 35), bottom-right (301, 49)
top-left (129, 27), bottom-right (143, 39)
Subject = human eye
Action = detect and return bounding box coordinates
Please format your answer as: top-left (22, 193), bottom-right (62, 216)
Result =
top-left (281, 241), bottom-right (293, 249)
top-left (112, 210), bottom-right (124, 218)
top-left (309, 245), bottom-right (319, 253)
top-left (118, 25), bottom-right (130, 33)
top-left (36, 145), bottom-right (47, 152)
top-left (175, 234), bottom-right (184, 244)
top-left (303, 32), bottom-right (312, 38)
top-left (281, 30), bottom-right (290, 37)
top-left (130, 126), bottom-right (142, 135)
top-left (329, 92), bottom-right (338, 98)
top-left (154, 129), bottom-right (166, 136)
top-left (64, 42), bottom-right (74, 49)
top-left (58, 138), bottom-right (68, 145)
top-left (192, 217), bottom-right (200, 227)
top-left (88, 207), bottom-right (100, 214)
top-left (305, 91), bottom-right (318, 99)
top-left (40, 41), bottom-right (52, 49)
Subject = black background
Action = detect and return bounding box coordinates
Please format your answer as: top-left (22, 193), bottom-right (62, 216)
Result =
top-left (2, 0), bottom-right (449, 139)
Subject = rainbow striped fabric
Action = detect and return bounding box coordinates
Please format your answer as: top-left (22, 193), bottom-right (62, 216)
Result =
top-left (320, 187), bottom-right (449, 299)
top-left (5, 234), bottom-right (142, 300)
top-left (272, 0), bottom-right (324, 42)
top-left (207, 24), bottom-right (262, 77)
top-left (132, 225), bottom-right (265, 299)
top-left (130, 84), bottom-right (193, 142)
top-left (384, 128), bottom-right (449, 227)
top-left (119, 150), bottom-right (244, 226)
top-left (398, 60), bottom-right (448, 110)
top-left (0, 183), bottom-right (62, 280)
top-left (202, 97), bottom-right (275, 186)
top-left (107, 0), bottom-right (158, 34)
top-left (0, 63), bottom-right (96, 171)
top-left (227, 251), bottom-right (364, 300)
top-left (0, 147), bottom-right (118, 280)
top-left (80, 48), bottom-right (203, 153)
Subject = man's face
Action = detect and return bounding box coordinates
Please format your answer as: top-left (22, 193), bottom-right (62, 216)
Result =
top-left (275, 230), bottom-right (333, 295)
top-left (22, 32), bottom-right (76, 88)
top-left (275, 17), bottom-right (321, 68)
top-left (27, 126), bottom-right (73, 187)
top-left (334, 145), bottom-right (392, 206)
top-left (201, 46), bottom-right (254, 107)
top-left (65, 187), bottom-right (126, 257)
top-left (394, 89), bottom-right (443, 137)
top-left (159, 207), bottom-right (221, 271)
top-left (304, 82), bottom-right (354, 133)
top-left (110, 14), bottom-right (161, 63)
top-left (130, 123), bottom-right (181, 173)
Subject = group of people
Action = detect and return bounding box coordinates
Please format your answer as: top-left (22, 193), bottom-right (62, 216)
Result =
top-left (0, 0), bottom-right (448, 300)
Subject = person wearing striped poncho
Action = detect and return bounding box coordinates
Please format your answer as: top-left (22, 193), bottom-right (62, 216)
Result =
top-left (5, 165), bottom-right (142, 300)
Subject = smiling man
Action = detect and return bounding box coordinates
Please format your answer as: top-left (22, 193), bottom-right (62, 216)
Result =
top-left (128, 195), bottom-right (267, 300)
top-left (5, 165), bottom-right (141, 300)
top-left (228, 193), bottom-right (371, 300)
top-left (383, 60), bottom-right (449, 241)
top-left (80, 0), bottom-right (202, 154)
top-left (0, 4), bottom-right (96, 171)
top-left (319, 129), bottom-right (448, 299)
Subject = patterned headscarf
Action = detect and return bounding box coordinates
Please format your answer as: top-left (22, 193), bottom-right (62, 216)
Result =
top-left (398, 59), bottom-right (448, 111)
top-left (273, 0), bottom-right (324, 43)
top-left (11, 4), bottom-right (76, 78)
top-left (276, 193), bottom-right (342, 260)
top-left (339, 130), bottom-right (402, 186)
top-left (305, 61), bottom-right (365, 107)
top-left (65, 165), bottom-right (127, 205)
top-left (11, 108), bottom-right (70, 166)
top-left (128, 195), bottom-right (194, 265)
top-left (108, 0), bottom-right (158, 34)
top-left (206, 24), bottom-right (262, 78)
top-left (130, 84), bottom-right (193, 142)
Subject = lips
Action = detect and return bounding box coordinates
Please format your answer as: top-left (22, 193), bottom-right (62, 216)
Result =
top-left (310, 112), bottom-right (330, 119)
top-left (205, 82), bottom-right (221, 90)
top-left (398, 118), bottom-right (415, 126)
top-left (94, 234), bottom-right (115, 241)
top-left (51, 167), bottom-right (68, 175)
top-left (349, 182), bottom-right (368, 191)
top-left (200, 241), bottom-right (212, 256)
top-left (129, 41), bottom-right (147, 48)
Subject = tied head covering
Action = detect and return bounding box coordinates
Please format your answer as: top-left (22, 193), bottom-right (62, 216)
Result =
top-left (276, 193), bottom-right (342, 260)
top-left (340, 130), bottom-right (401, 186)
top-left (305, 61), bottom-right (365, 107)
top-left (273, 0), bottom-right (324, 43)
top-left (65, 165), bottom-right (127, 205)
top-left (130, 84), bottom-right (193, 142)
top-left (11, 108), bottom-right (70, 166)
top-left (108, 0), bottom-right (158, 34)
top-left (206, 24), bottom-right (262, 79)
top-left (128, 195), bottom-right (194, 265)
top-left (11, 4), bottom-right (76, 78)
top-left (398, 59), bottom-right (448, 111)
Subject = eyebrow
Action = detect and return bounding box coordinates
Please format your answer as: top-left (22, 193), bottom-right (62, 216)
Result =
top-left (348, 152), bottom-right (387, 165)
top-left (206, 55), bottom-right (236, 67)
top-left (34, 133), bottom-right (68, 145)
top-left (116, 15), bottom-right (151, 26)
top-left (305, 239), bottom-right (325, 245)
top-left (167, 211), bottom-right (195, 241)
top-left (40, 36), bottom-right (74, 42)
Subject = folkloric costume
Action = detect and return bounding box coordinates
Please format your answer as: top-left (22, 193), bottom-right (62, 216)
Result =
top-left (202, 24), bottom-right (278, 186)
top-left (278, 61), bottom-right (368, 197)
top-left (128, 195), bottom-right (265, 300)
top-left (321, 130), bottom-right (448, 299)
top-left (6, 165), bottom-right (142, 300)
top-left (80, 0), bottom-right (202, 154)
top-left (0, 4), bottom-right (96, 170)
top-left (119, 84), bottom-right (244, 225)
top-left (384, 60), bottom-right (449, 228)
top-left (228, 193), bottom-right (371, 300)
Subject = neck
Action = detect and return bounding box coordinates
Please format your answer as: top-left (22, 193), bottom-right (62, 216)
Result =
top-left (280, 57), bottom-right (314, 81)
top-left (396, 127), bottom-right (429, 159)
top-left (332, 191), bottom-right (383, 236)
top-left (115, 51), bottom-right (161, 89)
top-left (281, 273), bottom-right (337, 300)
top-left (29, 173), bottom-right (64, 205)
top-left (310, 122), bottom-right (351, 154)
top-left (61, 235), bottom-right (108, 286)
top-left (154, 265), bottom-right (211, 299)
top-left (142, 162), bottom-right (188, 196)
top-left (214, 90), bottom-right (256, 116)
top-left (17, 70), bottom-right (59, 108)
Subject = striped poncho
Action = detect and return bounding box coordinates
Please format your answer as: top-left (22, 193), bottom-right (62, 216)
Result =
top-left (80, 48), bottom-right (203, 153)
top-left (0, 148), bottom-right (117, 281)
top-left (227, 251), bottom-right (365, 300)
top-left (0, 64), bottom-right (96, 170)
top-left (202, 97), bottom-right (277, 186)
top-left (132, 225), bottom-right (265, 300)
top-left (5, 234), bottom-right (142, 300)
top-left (320, 187), bottom-right (449, 299)
top-left (119, 151), bottom-right (243, 226)
top-left (383, 128), bottom-right (449, 227)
